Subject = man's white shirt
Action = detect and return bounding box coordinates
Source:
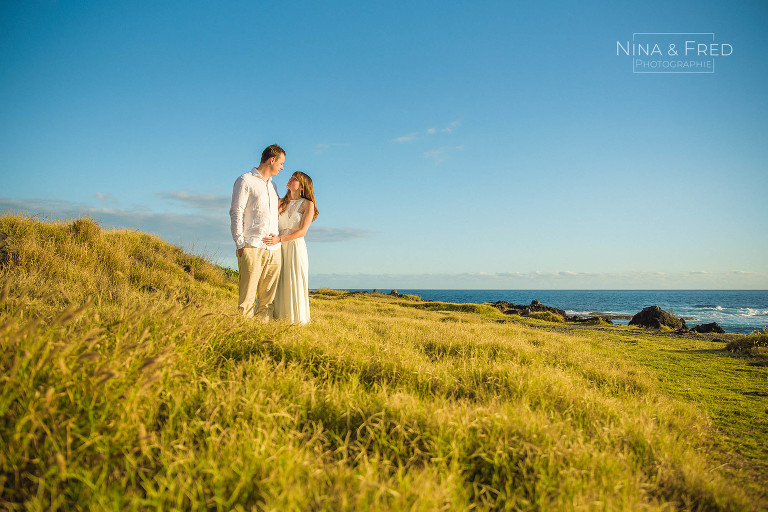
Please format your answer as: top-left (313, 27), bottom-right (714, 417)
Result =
top-left (230, 170), bottom-right (281, 251)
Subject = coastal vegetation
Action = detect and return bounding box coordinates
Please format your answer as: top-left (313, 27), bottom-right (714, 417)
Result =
top-left (1, 212), bottom-right (766, 510)
top-left (725, 332), bottom-right (768, 356)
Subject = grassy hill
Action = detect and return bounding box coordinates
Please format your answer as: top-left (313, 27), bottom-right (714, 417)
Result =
top-left (1, 212), bottom-right (766, 511)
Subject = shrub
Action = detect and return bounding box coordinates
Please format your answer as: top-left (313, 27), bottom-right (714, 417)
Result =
top-left (311, 288), bottom-right (348, 298)
top-left (405, 301), bottom-right (503, 318)
top-left (725, 331), bottom-right (768, 356)
top-left (528, 311), bottom-right (565, 323)
top-left (217, 264), bottom-right (238, 281)
top-left (68, 217), bottom-right (102, 243)
top-left (579, 317), bottom-right (612, 326)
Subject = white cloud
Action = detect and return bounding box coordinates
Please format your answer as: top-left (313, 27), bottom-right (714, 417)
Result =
top-left (1, 196), bottom-right (372, 268)
top-left (423, 145), bottom-right (464, 162)
top-left (307, 227), bottom-right (372, 243)
top-left (314, 143), bottom-right (350, 155)
top-left (441, 120), bottom-right (461, 133)
top-left (392, 133), bottom-right (418, 143)
top-left (94, 192), bottom-right (119, 205)
top-left (1, 196), bottom-right (230, 252)
top-left (156, 191), bottom-right (229, 212)
top-left (393, 120), bottom-right (461, 144)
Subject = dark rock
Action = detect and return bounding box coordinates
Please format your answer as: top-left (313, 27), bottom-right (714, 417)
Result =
top-left (571, 316), bottom-right (614, 325)
top-left (349, 289), bottom-right (386, 297)
top-left (389, 290), bottom-right (400, 297)
top-left (489, 300), bottom-right (567, 319)
top-left (691, 322), bottom-right (725, 334)
top-left (584, 312), bottom-right (632, 320)
top-left (629, 306), bottom-right (687, 330)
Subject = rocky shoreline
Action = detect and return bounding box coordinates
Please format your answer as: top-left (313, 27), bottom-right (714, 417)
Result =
top-left (379, 290), bottom-right (728, 335)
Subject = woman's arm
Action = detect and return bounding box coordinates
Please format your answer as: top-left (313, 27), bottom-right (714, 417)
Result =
top-left (263, 200), bottom-right (315, 245)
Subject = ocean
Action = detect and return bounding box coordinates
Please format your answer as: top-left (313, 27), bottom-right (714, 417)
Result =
top-left (350, 289), bottom-right (768, 335)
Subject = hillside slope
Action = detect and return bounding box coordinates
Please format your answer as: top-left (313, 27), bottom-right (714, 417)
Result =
top-left (1, 213), bottom-right (766, 510)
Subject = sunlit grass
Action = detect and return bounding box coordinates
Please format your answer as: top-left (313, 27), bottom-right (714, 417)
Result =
top-left (1, 212), bottom-right (766, 510)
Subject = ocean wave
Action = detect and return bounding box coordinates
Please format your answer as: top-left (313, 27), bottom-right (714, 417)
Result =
top-left (694, 304), bottom-right (717, 308)
top-left (682, 307), bottom-right (768, 316)
top-left (742, 308), bottom-right (768, 317)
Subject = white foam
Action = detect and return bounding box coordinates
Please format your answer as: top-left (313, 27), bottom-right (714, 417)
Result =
top-left (741, 308), bottom-right (768, 317)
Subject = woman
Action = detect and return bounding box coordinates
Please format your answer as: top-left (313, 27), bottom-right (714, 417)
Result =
top-left (263, 171), bottom-right (318, 324)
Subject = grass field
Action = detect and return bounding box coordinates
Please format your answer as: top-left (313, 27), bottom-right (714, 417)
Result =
top-left (1, 213), bottom-right (766, 511)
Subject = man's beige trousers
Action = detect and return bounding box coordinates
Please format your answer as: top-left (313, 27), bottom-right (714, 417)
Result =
top-left (237, 246), bottom-right (282, 320)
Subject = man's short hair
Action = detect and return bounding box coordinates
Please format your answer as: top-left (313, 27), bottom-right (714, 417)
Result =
top-left (260, 144), bottom-right (285, 164)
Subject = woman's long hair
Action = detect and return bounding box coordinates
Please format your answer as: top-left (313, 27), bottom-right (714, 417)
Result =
top-left (278, 171), bottom-right (318, 220)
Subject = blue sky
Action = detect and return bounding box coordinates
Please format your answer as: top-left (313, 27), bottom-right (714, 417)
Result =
top-left (1, 1), bottom-right (767, 289)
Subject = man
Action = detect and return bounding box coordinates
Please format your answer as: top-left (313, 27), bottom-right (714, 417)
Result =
top-left (230, 144), bottom-right (285, 319)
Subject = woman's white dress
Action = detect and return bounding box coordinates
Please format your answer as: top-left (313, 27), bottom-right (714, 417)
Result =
top-left (274, 198), bottom-right (310, 324)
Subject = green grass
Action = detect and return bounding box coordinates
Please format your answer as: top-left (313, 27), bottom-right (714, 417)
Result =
top-left (575, 327), bottom-right (768, 488)
top-left (1, 212), bottom-right (767, 510)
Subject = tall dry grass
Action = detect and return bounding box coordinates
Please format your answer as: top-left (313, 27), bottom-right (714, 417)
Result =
top-left (1, 212), bottom-right (765, 510)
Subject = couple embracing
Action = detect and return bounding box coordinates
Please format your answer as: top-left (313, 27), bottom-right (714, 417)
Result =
top-left (229, 144), bottom-right (318, 324)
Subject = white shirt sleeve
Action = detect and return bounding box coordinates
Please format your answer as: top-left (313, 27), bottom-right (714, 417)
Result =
top-left (229, 176), bottom-right (248, 249)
